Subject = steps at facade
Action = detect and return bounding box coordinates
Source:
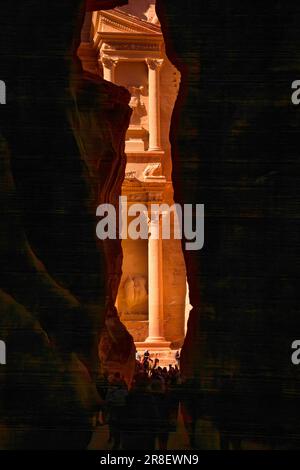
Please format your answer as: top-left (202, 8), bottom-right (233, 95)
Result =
top-left (135, 346), bottom-right (178, 368)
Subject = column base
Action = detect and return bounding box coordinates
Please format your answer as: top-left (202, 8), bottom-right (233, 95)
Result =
top-left (134, 338), bottom-right (171, 352)
top-left (136, 338), bottom-right (171, 350)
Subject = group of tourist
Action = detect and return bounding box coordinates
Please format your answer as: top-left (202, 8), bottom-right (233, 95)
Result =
top-left (96, 351), bottom-right (182, 450)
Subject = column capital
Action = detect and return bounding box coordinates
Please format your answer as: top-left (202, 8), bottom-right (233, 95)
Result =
top-left (100, 54), bottom-right (118, 69)
top-left (146, 58), bottom-right (164, 71)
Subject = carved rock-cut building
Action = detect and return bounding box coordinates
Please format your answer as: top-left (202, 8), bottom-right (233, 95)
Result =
top-left (79, 1), bottom-right (190, 363)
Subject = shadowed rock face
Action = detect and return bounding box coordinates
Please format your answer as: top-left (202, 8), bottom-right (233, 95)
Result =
top-left (157, 0), bottom-right (300, 448)
top-left (0, 0), bottom-right (134, 449)
top-left (86, 0), bottom-right (127, 10)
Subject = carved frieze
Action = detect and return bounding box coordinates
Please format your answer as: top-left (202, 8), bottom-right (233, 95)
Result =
top-left (103, 42), bottom-right (160, 52)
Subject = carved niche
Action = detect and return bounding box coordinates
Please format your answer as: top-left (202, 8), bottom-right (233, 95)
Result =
top-left (118, 274), bottom-right (148, 321)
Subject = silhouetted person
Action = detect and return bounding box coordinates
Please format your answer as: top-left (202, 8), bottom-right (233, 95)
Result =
top-left (151, 374), bottom-right (171, 449)
top-left (175, 350), bottom-right (180, 368)
top-left (106, 373), bottom-right (128, 450)
top-left (142, 350), bottom-right (153, 373)
top-left (168, 374), bottom-right (181, 432)
top-left (122, 374), bottom-right (159, 450)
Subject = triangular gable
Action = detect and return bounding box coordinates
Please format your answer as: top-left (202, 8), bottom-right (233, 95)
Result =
top-left (99, 8), bottom-right (161, 35)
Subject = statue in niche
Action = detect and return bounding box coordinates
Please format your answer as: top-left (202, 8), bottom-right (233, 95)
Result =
top-left (145, 3), bottom-right (159, 24)
top-left (124, 276), bottom-right (135, 308)
top-left (128, 85), bottom-right (147, 127)
top-left (119, 274), bottom-right (148, 320)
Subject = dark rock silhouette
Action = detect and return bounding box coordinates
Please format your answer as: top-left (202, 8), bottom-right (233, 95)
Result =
top-left (0, 0), bottom-right (134, 449)
top-left (157, 0), bottom-right (300, 449)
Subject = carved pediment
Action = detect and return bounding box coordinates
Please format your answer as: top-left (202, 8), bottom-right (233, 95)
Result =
top-left (99, 8), bottom-right (161, 35)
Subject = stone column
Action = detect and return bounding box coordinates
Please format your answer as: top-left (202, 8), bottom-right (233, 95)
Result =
top-left (146, 58), bottom-right (163, 151)
top-left (100, 55), bottom-right (118, 83)
top-left (146, 212), bottom-right (166, 343)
